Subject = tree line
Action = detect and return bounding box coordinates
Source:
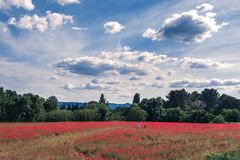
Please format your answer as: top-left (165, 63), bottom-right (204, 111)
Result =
top-left (1, 86), bottom-right (240, 123)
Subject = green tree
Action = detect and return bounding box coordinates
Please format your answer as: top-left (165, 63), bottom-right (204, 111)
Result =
top-left (133, 93), bottom-right (140, 104)
top-left (166, 89), bottom-right (190, 110)
top-left (73, 109), bottom-right (98, 121)
top-left (97, 103), bottom-right (110, 121)
top-left (164, 107), bottom-right (185, 122)
top-left (140, 97), bottom-right (165, 121)
top-left (99, 93), bottom-right (107, 104)
top-left (218, 94), bottom-right (240, 112)
top-left (222, 109), bottom-right (240, 122)
top-left (127, 104), bottom-right (147, 121)
top-left (44, 96), bottom-right (58, 112)
top-left (200, 89), bottom-right (219, 113)
top-left (187, 109), bottom-right (214, 123)
top-left (45, 110), bottom-right (72, 122)
top-left (211, 115), bottom-right (225, 123)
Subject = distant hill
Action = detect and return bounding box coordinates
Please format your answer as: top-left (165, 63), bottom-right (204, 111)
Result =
top-left (59, 102), bottom-right (131, 109)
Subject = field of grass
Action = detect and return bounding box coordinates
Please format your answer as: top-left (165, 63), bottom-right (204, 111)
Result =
top-left (0, 122), bottom-right (240, 160)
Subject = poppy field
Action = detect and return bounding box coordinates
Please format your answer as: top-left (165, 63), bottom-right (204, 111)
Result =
top-left (0, 122), bottom-right (240, 160)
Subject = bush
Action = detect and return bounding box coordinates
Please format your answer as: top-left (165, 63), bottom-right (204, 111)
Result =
top-left (211, 115), bottom-right (225, 123)
top-left (45, 110), bottom-right (72, 122)
top-left (101, 151), bottom-right (122, 160)
top-left (206, 150), bottom-right (240, 160)
top-left (75, 144), bottom-right (101, 157)
top-left (222, 109), bottom-right (240, 122)
top-left (73, 109), bottom-right (99, 121)
top-left (187, 109), bottom-right (214, 123)
top-left (127, 104), bottom-right (148, 121)
top-left (164, 107), bottom-right (185, 122)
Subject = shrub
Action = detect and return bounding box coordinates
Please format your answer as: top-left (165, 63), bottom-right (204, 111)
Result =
top-left (73, 109), bottom-right (99, 121)
top-left (222, 109), bottom-right (240, 122)
top-left (101, 151), bottom-right (122, 160)
top-left (75, 144), bottom-right (101, 157)
top-left (45, 110), bottom-right (72, 122)
top-left (164, 107), bottom-right (185, 122)
top-left (211, 116), bottom-right (225, 123)
top-left (206, 150), bottom-right (240, 160)
top-left (127, 104), bottom-right (148, 121)
top-left (187, 109), bottom-right (214, 123)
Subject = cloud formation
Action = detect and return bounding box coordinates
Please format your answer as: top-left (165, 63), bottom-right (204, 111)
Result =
top-left (180, 57), bottom-right (231, 69)
top-left (0, 0), bottom-right (35, 10)
top-left (143, 3), bottom-right (227, 44)
top-left (8, 11), bottom-right (73, 32)
top-left (62, 82), bottom-right (112, 91)
top-left (72, 26), bottom-right (88, 31)
top-left (55, 56), bottom-right (148, 76)
top-left (170, 79), bottom-right (240, 88)
top-left (55, 49), bottom-right (231, 78)
top-left (104, 21), bottom-right (125, 34)
top-left (57, 0), bottom-right (80, 6)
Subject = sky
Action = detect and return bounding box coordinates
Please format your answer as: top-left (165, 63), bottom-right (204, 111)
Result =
top-left (0, 0), bottom-right (240, 103)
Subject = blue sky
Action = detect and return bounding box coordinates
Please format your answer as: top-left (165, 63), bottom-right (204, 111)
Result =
top-left (0, 0), bottom-right (240, 103)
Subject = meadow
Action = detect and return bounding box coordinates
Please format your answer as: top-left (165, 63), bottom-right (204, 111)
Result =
top-left (0, 122), bottom-right (240, 160)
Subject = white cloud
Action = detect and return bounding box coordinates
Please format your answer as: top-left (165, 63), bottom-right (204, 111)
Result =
top-left (104, 21), bottom-right (125, 34)
top-left (155, 75), bottom-right (165, 80)
top-left (55, 49), bottom-right (232, 79)
top-left (62, 83), bottom-right (77, 90)
top-left (129, 75), bottom-right (141, 81)
top-left (72, 26), bottom-right (88, 31)
top-left (142, 28), bottom-right (159, 40)
top-left (100, 50), bottom-right (177, 64)
top-left (62, 82), bottom-right (111, 91)
top-left (50, 76), bottom-right (59, 80)
top-left (47, 11), bottom-right (73, 29)
top-left (180, 57), bottom-right (231, 70)
top-left (170, 78), bottom-right (240, 88)
top-left (8, 11), bottom-right (73, 32)
top-left (55, 56), bottom-right (148, 76)
top-left (0, 0), bottom-right (35, 10)
top-left (15, 15), bottom-right (48, 32)
top-left (0, 22), bottom-right (8, 32)
top-left (149, 82), bottom-right (164, 88)
top-left (143, 4), bottom-right (227, 44)
top-left (196, 3), bottom-right (214, 13)
top-left (57, 0), bottom-right (80, 6)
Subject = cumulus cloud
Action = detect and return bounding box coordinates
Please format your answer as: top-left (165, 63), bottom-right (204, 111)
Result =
top-left (62, 83), bottom-right (77, 90)
top-left (62, 82), bottom-right (111, 91)
top-left (9, 15), bottom-right (48, 32)
top-left (104, 21), bottom-right (125, 34)
top-left (196, 3), bottom-right (214, 13)
top-left (0, 0), bottom-right (35, 10)
top-left (72, 26), bottom-right (88, 31)
top-left (142, 28), bottom-right (159, 40)
top-left (0, 22), bottom-right (8, 32)
top-left (57, 0), bottom-right (80, 6)
top-left (50, 76), bottom-right (59, 80)
top-left (170, 79), bottom-right (240, 88)
top-left (100, 50), bottom-right (177, 64)
top-left (55, 56), bottom-right (148, 76)
top-left (180, 57), bottom-right (231, 69)
top-left (8, 11), bottom-right (73, 32)
top-left (155, 75), bottom-right (165, 80)
top-left (143, 3), bottom-right (227, 44)
top-left (46, 11), bottom-right (73, 29)
top-left (129, 75), bottom-right (141, 81)
top-left (149, 82), bottom-right (164, 88)
top-left (91, 78), bottom-right (121, 85)
top-left (55, 49), bottom-right (232, 79)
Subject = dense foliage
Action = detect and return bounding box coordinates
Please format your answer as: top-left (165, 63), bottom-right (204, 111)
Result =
top-left (1, 86), bottom-right (240, 122)
top-left (206, 150), bottom-right (240, 160)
